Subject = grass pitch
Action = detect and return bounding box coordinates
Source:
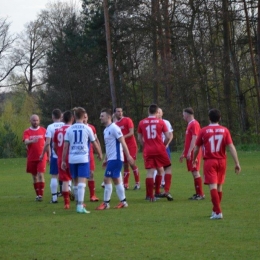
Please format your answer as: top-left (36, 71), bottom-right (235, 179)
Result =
top-left (0, 151), bottom-right (259, 259)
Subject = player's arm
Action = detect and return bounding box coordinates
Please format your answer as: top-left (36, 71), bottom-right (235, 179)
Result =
top-left (92, 140), bottom-right (103, 161)
top-left (227, 143), bottom-right (241, 174)
top-left (24, 138), bottom-right (38, 145)
top-left (39, 137), bottom-right (51, 160)
top-left (163, 131), bottom-right (171, 147)
top-left (118, 136), bottom-right (134, 165)
top-left (186, 135), bottom-right (197, 160)
top-left (93, 134), bottom-right (102, 154)
top-left (61, 141), bottom-right (69, 170)
top-left (137, 133), bottom-right (144, 146)
top-left (192, 145), bottom-right (200, 166)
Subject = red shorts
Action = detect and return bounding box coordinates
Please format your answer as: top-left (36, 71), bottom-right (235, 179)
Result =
top-left (58, 160), bottom-right (72, 181)
top-left (203, 159), bottom-right (226, 184)
top-left (27, 160), bottom-right (46, 175)
top-left (89, 152), bottom-right (95, 171)
top-left (186, 150), bottom-right (201, 172)
top-left (123, 145), bottom-right (137, 162)
top-left (144, 152), bottom-right (171, 169)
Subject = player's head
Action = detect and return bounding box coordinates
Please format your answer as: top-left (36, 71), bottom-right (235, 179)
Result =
top-left (208, 109), bottom-right (221, 123)
top-left (183, 107), bottom-right (194, 121)
top-left (100, 108), bottom-right (112, 126)
top-left (83, 112), bottom-right (88, 124)
top-left (157, 108), bottom-right (163, 119)
top-left (52, 109), bottom-right (62, 121)
top-left (148, 104), bottom-right (158, 115)
top-left (30, 114), bottom-right (40, 128)
top-left (73, 107), bottom-right (86, 120)
top-left (62, 110), bottom-right (74, 124)
top-left (114, 107), bottom-right (123, 120)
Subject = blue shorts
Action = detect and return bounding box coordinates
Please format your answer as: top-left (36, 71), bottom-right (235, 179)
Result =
top-left (104, 160), bottom-right (123, 178)
top-left (166, 147), bottom-right (171, 160)
top-left (50, 156), bottom-right (58, 175)
top-left (69, 163), bottom-right (90, 179)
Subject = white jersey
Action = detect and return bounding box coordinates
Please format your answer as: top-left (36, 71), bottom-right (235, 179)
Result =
top-left (64, 123), bottom-right (95, 164)
top-left (162, 119), bottom-right (173, 142)
top-left (45, 122), bottom-right (65, 158)
top-left (104, 123), bottom-right (124, 161)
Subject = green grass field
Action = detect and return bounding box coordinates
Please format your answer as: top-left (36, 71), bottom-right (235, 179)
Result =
top-left (0, 151), bottom-right (259, 260)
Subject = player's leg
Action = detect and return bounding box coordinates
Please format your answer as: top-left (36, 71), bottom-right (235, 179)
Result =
top-left (155, 168), bottom-right (163, 196)
top-left (123, 161), bottom-right (130, 189)
top-left (191, 171), bottom-right (205, 200)
top-left (146, 168), bottom-right (156, 201)
top-left (36, 160), bottom-right (46, 201)
top-left (88, 170), bottom-right (99, 201)
top-left (96, 176), bottom-right (112, 210)
top-left (49, 156), bottom-right (59, 203)
top-left (129, 148), bottom-right (140, 189)
top-left (27, 161), bottom-right (39, 200)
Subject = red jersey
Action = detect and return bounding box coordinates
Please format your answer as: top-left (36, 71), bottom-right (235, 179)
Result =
top-left (196, 124), bottom-right (233, 159)
top-left (183, 119), bottom-right (201, 157)
top-left (137, 116), bottom-right (168, 156)
top-left (116, 117), bottom-right (137, 149)
top-left (23, 127), bottom-right (46, 161)
top-left (53, 125), bottom-right (70, 162)
top-left (87, 123), bottom-right (96, 154)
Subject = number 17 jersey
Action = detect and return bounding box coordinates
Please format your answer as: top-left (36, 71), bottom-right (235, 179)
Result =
top-left (196, 124), bottom-right (233, 159)
top-left (137, 116), bottom-right (168, 156)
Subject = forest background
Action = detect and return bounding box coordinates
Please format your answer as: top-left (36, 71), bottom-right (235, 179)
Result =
top-left (1, 0), bottom-right (260, 158)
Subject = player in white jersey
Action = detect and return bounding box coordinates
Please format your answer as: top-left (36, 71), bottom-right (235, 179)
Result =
top-left (96, 108), bottom-right (134, 210)
top-left (40, 109), bottom-right (64, 203)
top-left (153, 108), bottom-right (173, 193)
top-left (61, 107), bottom-right (102, 214)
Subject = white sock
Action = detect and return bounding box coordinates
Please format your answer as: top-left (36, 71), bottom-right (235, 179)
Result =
top-left (153, 170), bottom-right (157, 182)
top-left (115, 183), bottom-right (126, 201)
top-left (50, 178), bottom-right (58, 200)
top-left (73, 185), bottom-right (78, 202)
top-left (104, 183), bottom-right (112, 202)
top-left (68, 180), bottom-right (72, 191)
top-left (77, 183), bottom-right (86, 204)
top-left (161, 173), bottom-right (165, 185)
top-left (119, 172), bottom-right (123, 184)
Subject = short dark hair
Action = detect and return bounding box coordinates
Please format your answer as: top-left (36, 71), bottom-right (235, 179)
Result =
top-left (72, 107), bottom-right (86, 120)
top-left (52, 109), bottom-right (62, 119)
top-left (62, 110), bottom-right (73, 124)
top-left (183, 107), bottom-right (194, 115)
top-left (208, 109), bottom-right (221, 123)
top-left (149, 104), bottom-right (158, 115)
top-left (114, 107), bottom-right (123, 113)
top-left (101, 108), bottom-right (112, 117)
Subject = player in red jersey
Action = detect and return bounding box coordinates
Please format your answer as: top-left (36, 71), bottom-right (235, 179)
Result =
top-left (193, 109), bottom-right (241, 219)
top-left (137, 104), bottom-right (173, 201)
top-left (83, 112), bottom-right (102, 202)
top-left (23, 114), bottom-right (47, 201)
top-left (114, 107), bottom-right (140, 190)
top-left (179, 107), bottom-right (205, 200)
top-left (53, 110), bottom-right (74, 209)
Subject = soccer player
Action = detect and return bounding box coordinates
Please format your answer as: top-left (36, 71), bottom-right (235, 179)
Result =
top-left (153, 108), bottom-right (173, 190)
top-left (23, 114), bottom-right (47, 201)
top-left (96, 108), bottom-right (134, 210)
top-left (53, 110), bottom-right (74, 209)
top-left (193, 109), bottom-right (241, 219)
top-left (83, 112), bottom-right (102, 202)
top-left (40, 109), bottom-right (64, 203)
top-left (114, 107), bottom-right (140, 190)
top-left (137, 104), bottom-right (173, 201)
top-left (179, 107), bottom-right (205, 200)
top-left (61, 107), bottom-right (102, 214)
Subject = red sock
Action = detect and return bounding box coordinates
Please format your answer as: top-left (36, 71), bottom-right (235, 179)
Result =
top-left (62, 191), bottom-right (70, 205)
top-left (146, 178), bottom-right (154, 198)
top-left (164, 173), bottom-right (172, 193)
top-left (194, 177), bottom-right (204, 196)
top-left (210, 189), bottom-right (221, 214)
top-left (88, 180), bottom-right (95, 197)
top-left (33, 183), bottom-right (39, 196)
top-left (132, 166), bottom-right (140, 184)
top-left (123, 172), bottom-right (130, 186)
top-left (155, 175), bottom-right (162, 194)
top-left (38, 182), bottom-right (45, 197)
top-left (218, 191), bottom-right (222, 203)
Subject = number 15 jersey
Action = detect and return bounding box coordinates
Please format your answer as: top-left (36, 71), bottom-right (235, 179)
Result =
top-left (196, 124), bottom-right (233, 159)
top-left (137, 116), bottom-right (168, 156)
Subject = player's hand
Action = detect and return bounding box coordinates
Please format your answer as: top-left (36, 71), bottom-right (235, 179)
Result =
top-left (102, 161), bottom-right (107, 169)
top-left (235, 164), bottom-right (241, 174)
top-left (179, 154), bottom-right (184, 163)
top-left (97, 153), bottom-right (103, 161)
top-left (127, 156), bottom-right (135, 167)
top-left (192, 159), bottom-right (198, 168)
top-left (31, 137), bottom-right (39, 143)
top-left (61, 161), bottom-right (66, 171)
top-left (186, 152), bottom-right (191, 161)
top-left (39, 154), bottom-right (43, 161)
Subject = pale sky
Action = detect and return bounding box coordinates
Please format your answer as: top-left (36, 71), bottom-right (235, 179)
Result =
top-left (0, 0), bottom-right (82, 34)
